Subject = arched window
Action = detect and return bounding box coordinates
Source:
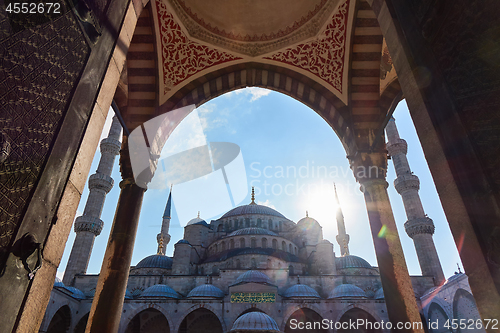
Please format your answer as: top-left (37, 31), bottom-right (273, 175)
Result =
top-left (221, 241), bottom-right (226, 251)
top-left (217, 224), bottom-right (223, 232)
top-left (251, 258), bottom-right (257, 269)
top-left (262, 238), bottom-right (267, 248)
top-left (295, 247), bottom-right (298, 255)
top-left (251, 238), bottom-right (256, 248)
top-left (230, 239), bottom-right (235, 249)
top-left (272, 239), bottom-right (278, 249)
top-left (289, 243), bottom-right (293, 253)
top-left (282, 241), bottom-right (286, 251)
top-left (214, 244), bottom-right (218, 253)
top-left (289, 265), bottom-right (294, 275)
top-left (279, 221), bottom-right (283, 231)
top-left (240, 238), bottom-right (245, 248)
top-left (257, 218), bottom-right (262, 227)
top-left (236, 259), bottom-right (241, 269)
top-left (225, 222), bottom-right (229, 231)
top-left (245, 218), bottom-right (250, 227)
top-left (229, 220), bottom-right (232, 230)
top-left (268, 219), bottom-right (272, 229)
top-left (234, 219), bottom-right (238, 228)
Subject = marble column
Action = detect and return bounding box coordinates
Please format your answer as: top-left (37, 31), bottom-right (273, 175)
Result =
top-left (351, 151), bottom-right (423, 332)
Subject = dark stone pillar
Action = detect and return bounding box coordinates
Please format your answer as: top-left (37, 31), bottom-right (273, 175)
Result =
top-left (352, 152), bottom-right (423, 332)
top-left (85, 136), bottom-right (146, 333)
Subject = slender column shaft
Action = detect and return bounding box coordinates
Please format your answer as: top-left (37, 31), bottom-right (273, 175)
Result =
top-left (85, 137), bottom-right (145, 333)
top-left (351, 151), bottom-right (423, 332)
top-left (362, 179), bottom-right (424, 332)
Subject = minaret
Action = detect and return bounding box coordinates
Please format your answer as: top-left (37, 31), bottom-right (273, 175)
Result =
top-left (334, 184), bottom-right (350, 256)
top-left (386, 117), bottom-right (445, 285)
top-left (63, 116), bottom-right (122, 285)
top-left (157, 187), bottom-right (172, 255)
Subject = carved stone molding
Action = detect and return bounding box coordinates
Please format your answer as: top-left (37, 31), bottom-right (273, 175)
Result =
top-left (74, 215), bottom-right (104, 235)
top-left (386, 138), bottom-right (407, 157)
top-left (404, 217), bottom-right (435, 238)
top-left (88, 173), bottom-right (114, 193)
top-left (394, 174), bottom-right (420, 194)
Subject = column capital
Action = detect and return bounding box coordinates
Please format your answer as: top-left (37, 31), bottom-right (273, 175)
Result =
top-left (349, 151), bottom-right (388, 185)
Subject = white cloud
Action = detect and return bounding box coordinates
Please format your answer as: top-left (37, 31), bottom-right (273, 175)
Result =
top-left (234, 87), bottom-right (271, 102)
top-left (257, 199), bottom-right (276, 209)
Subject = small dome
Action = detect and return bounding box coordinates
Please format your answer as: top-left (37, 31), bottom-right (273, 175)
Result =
top-left (54, 277), bottom-right (64, 288)
top-left (221, 204), bottom-right (286, 219)
top-left (140, 284), bottom-right (179, 299)
top-left (297, 216), bottom-right (319, 227)
top-left (328, 284), bottom-right (367, 299)
top-left (336, 255), bottom-right (373, 270)
top-left (283, 284), bottom-right (321, 298)
top-left (234, 270), bottom-right (272, 285)
top-left (187, 284), bottom-right (225, 298)
top-left (176, 239), bottom-right (190, 245)
top-left (187, 217), bottom-right (207, 226)
top-left (228, 227), bottom-right (277, 237)
top-left (63, 286), bottom-right (86, 300)
top-left (374, 288), bottom-right (384, 300)
top-left (446, 272), bottom-right (465, 284)
top-left (135, 254), bottom-right (173, 269)
top-left (231, 312), bottom-right (280, 332)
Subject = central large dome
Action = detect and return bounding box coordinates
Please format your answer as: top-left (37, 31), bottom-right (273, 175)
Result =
top-left (220, 204), bottom-right (287, 219)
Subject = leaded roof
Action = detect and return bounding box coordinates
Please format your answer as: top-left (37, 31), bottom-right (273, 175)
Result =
top-left (283, 284), bottom-right (321, 298)
top-left (187, 284), bottom-right (225, 298)
top-left (135, 254), bottom-right (173, 269)
top-left (228, 227), bottom-right (278, 237)
top-left (230, 312), bottom-right (280, 332)
top-left (328, 284), bottom-right (367, 299)
top-left (221, 204), bottom-right (286, 219)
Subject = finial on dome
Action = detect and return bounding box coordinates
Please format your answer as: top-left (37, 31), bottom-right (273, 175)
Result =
top-left (250, 186), bottom-right (256, 205)
top-left (306, 211), bottom-right (308, 217)
top-left (197, 211), bottom-right (200, 218)
top-left (297, 275), bottom-right (300, 284)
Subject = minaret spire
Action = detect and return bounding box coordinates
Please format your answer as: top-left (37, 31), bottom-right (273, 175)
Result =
top-left (63, 116), bottom-right (122, 285)
top-left (334, 183), bottom-right (350, 256)
top-left (386, 117), bottom-right (445, 285)
top-left (157, 187), bottom-right (173, 255)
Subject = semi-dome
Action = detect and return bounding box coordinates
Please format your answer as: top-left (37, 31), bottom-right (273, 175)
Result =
top-left (63, 286), bottom-right (86, 300)
top-left (374, 288), bottom-right (384, 300)
top-left (187, 284), bottom-right (225, 298)
top-left (234, 270), bottom-right (272, 285)
top-left (336, 255), bottom-right (373, 270)
top-left (186, 217), bottom-right (207, 226)
top-left (328, 284), bottom-right (367, 299)
top-left (221, 204), bottom-right (286, 219)
top-left (135, 254), bottom-right (173, 269)
top-left (231, 312), bottom-right (280, 332)
top-left (283, 284), bottom-right (321, 298)
top-left (140, 284), bottom-right (180, 299)
top-left (228, 227), bottom-right (278, 237)
top-left (54, 277), bottom-right (64, 288)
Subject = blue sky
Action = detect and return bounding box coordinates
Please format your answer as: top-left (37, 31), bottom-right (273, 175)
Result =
top-left (57, 88), bottom-right (462, 280)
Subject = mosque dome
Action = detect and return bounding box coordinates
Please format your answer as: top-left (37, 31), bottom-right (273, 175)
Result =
top-left (176, 239), bottom-right (190, 245)
top-left (135, 254), bottom-right (173, 269)
top-left (63, 286), bottom-right (86, 300)
top-left (234, 270), bottom-right (272, 285)
top-left (221, 204), bottom-right (286, 219)
top-left (140, 284), bottom-right (179, 299)
top-left (283, 284), bottom-right (321, 298)
top-left (186, 216), bottom-right (207, 226)
top-left (187, 284), bottom-right (225, 298)
top-left (374, 288), bottom-right (384, 300)
top-left (228, 227), bottom-right (278, 237)
top-left (54, 277), bottom-right (64, 288)
top-left (328, 284), bottom-right (367, 299)
top-left (336, 255), bottom-right (373, 270)
top-left (297, 216), bottom-right (320, 227)
top-left (231, 312), bottom-right (280, 332)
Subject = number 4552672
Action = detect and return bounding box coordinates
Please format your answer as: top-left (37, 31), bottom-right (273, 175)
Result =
top-left (5, 2), bottom-right (61, 14)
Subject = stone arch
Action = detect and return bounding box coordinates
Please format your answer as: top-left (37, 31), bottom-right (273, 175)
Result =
top-left (282, 304), bottom-right (328, 332)
top-left (334, 305), bottom-right (382, 333)
top-left (427, 302), bottom-right (452, 333)
top-left (177, 306), bottom-right (224, 333)
top-left (284, 307), bottom-right (328, 333)
top-left (423, 295), bottom-right (451, 321)
top-left (453, 288), bottom-right (482, 331)
top-left (125, 307), bottom-right (170, 333)
top-left (122, 304), bottom-right (174, 333)
top-left (46, 305), bottom-right (71, 333)
top-left (73, 313), bottom-right (89, 333)
top-left (262, 237), bottom-right (268, 248)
